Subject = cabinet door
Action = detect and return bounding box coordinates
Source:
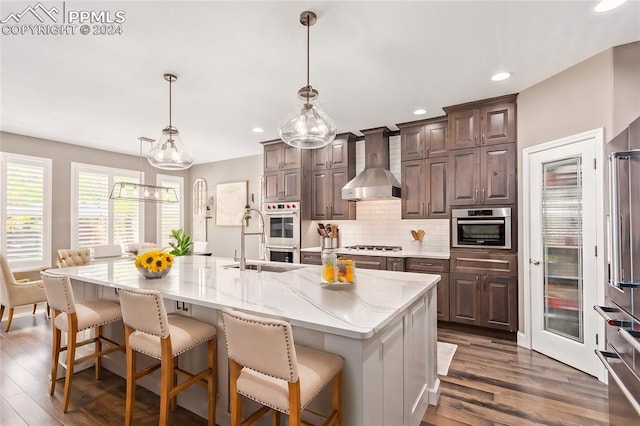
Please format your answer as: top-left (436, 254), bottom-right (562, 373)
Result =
top-left (480, 103), bottom-right (516, 145)
top-left (437, 273), bottom-right (450, 321)
top-left (330, 138), bottom-right (349, 168)
top-left (263, 171), bottom-right (279, 202)
top-left (425, 158), bottom-right (448, 218)
top-left (282, 169), bottom-right (301, 201)
top-left (311, 144), bottom-right (332, 170)
top-left (264, 144), bottom-right (282, 172)
top-left (386, 257), bottom-right (405, 272)
top-left (448, 148), bottom-right (480, 206)
top-left (400, 125), bottom-right (426, 161)
top-left (449, 273), bottom-right (482, 326)
top-left (481, 275), bottom-right (517, 331)
top-left (329, 169), bottom-right (354, 220)
top-left (448, 109), bottom-right (479, 150)
top-left (425, 121), bottom-right (448, 157)
top-left (401, 160), bottom-right (425, 219)
top-left (311, 171), bottom-right (330, 220)
top-left (282, 144), bottom-right (301, 169)
top-left (480, 143), bottom-right (516, 205)
top-left (301, 252), bottom-right (322, 265)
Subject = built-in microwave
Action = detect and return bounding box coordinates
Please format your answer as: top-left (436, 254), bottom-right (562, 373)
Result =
top-left (452, 207), bottom-right (512, 250)
top-left (263, 202), bottom-right (300, 263)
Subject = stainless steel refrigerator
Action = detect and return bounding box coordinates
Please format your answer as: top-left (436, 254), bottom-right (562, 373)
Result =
top-left (596, 115), bottom-right (640, 424)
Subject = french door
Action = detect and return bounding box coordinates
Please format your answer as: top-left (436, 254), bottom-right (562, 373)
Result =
top-left (527, 133), bottom-right (602, 377)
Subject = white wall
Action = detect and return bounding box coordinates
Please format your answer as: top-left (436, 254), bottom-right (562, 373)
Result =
top-left (0, 131), bottom-right (191, 266)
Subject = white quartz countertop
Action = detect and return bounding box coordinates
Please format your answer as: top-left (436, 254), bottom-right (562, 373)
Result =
top-left (50, 256), bottom-right (439, 340)
top-left (301, 247), bottom-right (450, 259)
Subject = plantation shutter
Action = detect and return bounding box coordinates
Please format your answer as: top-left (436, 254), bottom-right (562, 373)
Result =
top-left (1, 156), bottom-right (50, 267)
top-left (113, 175), bottom-right (140, 247)
top-left (157, 175), bottom-right (183, 248)
top-left (77, 171), bottom-right (110, 248)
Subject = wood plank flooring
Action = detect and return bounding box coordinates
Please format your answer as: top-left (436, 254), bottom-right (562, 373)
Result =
top-left (2, 310), bottom-right (613, 425)
top-left (423, 326), bottom-right (611, 426)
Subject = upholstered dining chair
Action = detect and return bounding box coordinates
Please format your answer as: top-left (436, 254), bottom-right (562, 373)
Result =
top-left (220, 308), bottom-right (343, 426)
top-left (57, 248), bottom-right (91, 268)
top-left (118, 288), bottom-right (217, 426)
top-left (92, 244), bottom-right (122, 259)
top-left (0, 253), bottom-right (48, 332)
top-left (40, 271), bottom-right (124, 412)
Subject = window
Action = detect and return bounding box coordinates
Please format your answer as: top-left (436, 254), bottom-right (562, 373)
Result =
top-left (156, 174), bottom-right (184, 248)
top-left (71, 163), bottom-right (143, 249)
top-left (0, 153), bottom-right (52, 268)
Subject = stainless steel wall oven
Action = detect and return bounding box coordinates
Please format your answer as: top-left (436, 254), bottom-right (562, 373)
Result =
top-left (263, 202), bottom-right (300, 263)
top-left (452, 207), bottom-right (512, 250)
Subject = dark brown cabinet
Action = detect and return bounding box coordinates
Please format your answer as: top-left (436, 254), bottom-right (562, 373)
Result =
top-left (311, 169), bottom-right (355, 220)
top-left (264, 169), bottom-right (301, 202)
top-left (301, 252), bottom-right (321, 265)
top-left (263, 141), bottom-right (301, 172)
top-left (386, 257), bottom-right (405, 272)
top-left (351, 255), bottom-right (387, 270)
top-left (401, 157), bottom-right (448, 219)
top-left (446, 99), bottom-right (516, 150)
top-left (405, 257), bottom-right (450, 321)
top-left (398, 118), bottom-right (448, 161)
top-left (311, 134), bottom-right (356, 170)
top-left (448, 142), bottom-right (516, 206)
top-left (309, 133), bottom-right (357, 220)
top-left (449, 251), bottom-right (517, 331)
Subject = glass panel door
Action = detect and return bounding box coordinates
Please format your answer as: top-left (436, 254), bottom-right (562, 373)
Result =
top-left (542, 158), bottom-right (583, 342)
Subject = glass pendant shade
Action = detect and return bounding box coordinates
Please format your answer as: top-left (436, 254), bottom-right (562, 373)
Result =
top-left (147, 126), bottom-right (193, 170)
top-left (279, 87), bottom-right (336, 149)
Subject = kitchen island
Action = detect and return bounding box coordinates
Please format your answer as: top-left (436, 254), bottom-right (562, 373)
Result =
top-left (52, 255), bottom-right (440, 426)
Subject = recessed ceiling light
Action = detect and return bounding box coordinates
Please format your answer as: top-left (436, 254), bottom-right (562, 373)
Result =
top-left (252, 127), bottom-right (264, 133)
top-left (491, 72), bottom-right (511, 82)
top-left (594, 0), bottom-right (627, 12)
top-left (413, 108), bottom-right (427, 115)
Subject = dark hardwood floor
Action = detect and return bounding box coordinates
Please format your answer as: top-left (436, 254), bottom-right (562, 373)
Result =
top-left (423, 327), bottom-right (611, 426)
top-left (2, 310), bottom-right (614, 426)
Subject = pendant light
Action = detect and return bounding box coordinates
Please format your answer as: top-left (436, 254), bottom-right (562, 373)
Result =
top-left (278, 11), bottom-right (336, 150)
top-left (147, 73), bottom-right (194, 170)
top-left (110, 137), bottom-right (179, 203)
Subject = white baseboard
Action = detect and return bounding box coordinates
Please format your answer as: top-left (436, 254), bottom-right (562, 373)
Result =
top-left (517, 331), bottom-right (531, 349)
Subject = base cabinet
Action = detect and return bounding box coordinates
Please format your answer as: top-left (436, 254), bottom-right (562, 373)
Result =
top-left (450, 272), bottom-right (517, 331)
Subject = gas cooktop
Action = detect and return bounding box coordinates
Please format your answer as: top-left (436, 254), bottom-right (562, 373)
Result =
top-left (344, 245), bottom-right (402, 252)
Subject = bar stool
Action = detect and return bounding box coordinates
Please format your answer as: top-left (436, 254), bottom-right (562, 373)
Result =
top-left (40, 271), bottom-right (124, 412)
top-left (118, 288), bottom-right (217, 426)
top-left (220, 308), bottom-right (343, 426)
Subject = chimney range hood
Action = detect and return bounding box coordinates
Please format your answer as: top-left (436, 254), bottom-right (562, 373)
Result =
top-left (342, 127), bottom-right (401, 200)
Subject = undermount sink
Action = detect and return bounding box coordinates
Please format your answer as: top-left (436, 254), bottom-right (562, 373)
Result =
top-left (225, 263), bottom-right (302, 273)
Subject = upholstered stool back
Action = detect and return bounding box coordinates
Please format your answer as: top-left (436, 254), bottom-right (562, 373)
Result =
top-left (118, 289), bottom-right (169, 338)
top-left (57, 249), bottom-right (91, 268)
top-left (40, 271), bottom-right (77, 315)
top-left (222, 308), bottom-right (299, 382)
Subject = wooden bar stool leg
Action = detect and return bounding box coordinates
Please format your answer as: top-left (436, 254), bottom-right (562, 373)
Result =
top-left (159, 338), bottom-right (173, 426)
top-left (332, 371), bottom-right (342, 426)
top-left (95, 325), bottom-right (103, 380)
top-left (208, 338), bottom-right (216, 426)
top-left (272, 410), bottom-right (281, 426)
top-left (50, 318), bottom-right (61, 395)
top-left (5, 308), bottom-right (14, 332)
top-left (62, 320), bottom-right (78, 412)
top-left (229, 360), bottom-right (242, 426)
top-left (170, 357), bottom-right (178, 411)
top-left (32, 304), bottom-right (37, 315)
top-left (0, 304), bottom-right (4, 322)
top-left (124, 326), bottom-right (136, 426)
top-left (287, 381), bottom-right (301, 426)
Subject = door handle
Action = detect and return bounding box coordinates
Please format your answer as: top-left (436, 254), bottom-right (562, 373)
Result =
top-left (474, 134), bottom-right (478, 145)
top-left (530, 259), bottom-right (540, 265)
top-left (475, 189), bottom-right (479, 204)
top-left (482, 189), bottom-right (486, 203)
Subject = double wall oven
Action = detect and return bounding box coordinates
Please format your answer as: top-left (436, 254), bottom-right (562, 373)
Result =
top-left (452, 207), bottom-right (512, 250)
top-left (263, 202), bottom-right (300, 263)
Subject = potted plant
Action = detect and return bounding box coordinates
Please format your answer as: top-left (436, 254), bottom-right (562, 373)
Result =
top-left (168, 229), bottom-right (193, 256)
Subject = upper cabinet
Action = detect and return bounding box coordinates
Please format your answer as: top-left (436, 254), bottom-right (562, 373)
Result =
top-left (261, 140), bottom-right (302, 203)
top-left (444, 95), bottom-right (517, 150)
top-left (311, 133), bottom-right (356, 170)
top-left (263, 141), bottom-right (301, 172)
top-left (398, 117), bottom-right (448, 161)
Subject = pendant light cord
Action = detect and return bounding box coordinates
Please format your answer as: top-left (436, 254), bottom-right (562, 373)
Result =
top-left (306, 14), bottom-right (310, 88)
top-left (168, 78), bottom-right (172, 128)
top-left (138, 137), bottom-right (144, 184)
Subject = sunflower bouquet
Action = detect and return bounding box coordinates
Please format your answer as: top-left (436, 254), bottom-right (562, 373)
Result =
top-left (135, 250), bottom-right (174, 279)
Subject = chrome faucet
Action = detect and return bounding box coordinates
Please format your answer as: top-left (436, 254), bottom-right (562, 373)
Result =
top-left (239, 205), bottom-right (267, 271)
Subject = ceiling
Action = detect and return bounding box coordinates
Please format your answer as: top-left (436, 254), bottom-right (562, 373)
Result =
top-left (1, 1), bottom-right (639, 164)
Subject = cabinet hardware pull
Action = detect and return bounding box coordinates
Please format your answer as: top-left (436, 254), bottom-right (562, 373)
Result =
top-left (422, 202), bottom-right (425, 215)
top-left (419, 263), bottom-right (434, 266)
top-left (482, 189), bottom-right (486, 202)
top-left (428, 202), bottom-right (431, 215)
top-left (475, 189), bottom-right (479, 203)
top-left (482, 133), bottom-right (485, 143)
top-left (458, 258), bottom-right (509, 265)
top-left (475, 134), bottom-right (478, 145)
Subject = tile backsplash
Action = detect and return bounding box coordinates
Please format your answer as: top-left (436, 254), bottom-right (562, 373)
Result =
top-left (302, 199), bottom-right (450, 253)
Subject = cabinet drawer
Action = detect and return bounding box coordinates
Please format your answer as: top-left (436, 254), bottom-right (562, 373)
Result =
top-left (450, 252), bottom-right (517, 277)
top-left (300, 252), bottom-right (321, 265)
top-left (405, 257), bottom-right (449, 273)
top-left (350, 255), bottom-right (387, 270)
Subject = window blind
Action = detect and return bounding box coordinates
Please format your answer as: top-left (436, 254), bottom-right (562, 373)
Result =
top-left (157, 175), bottom-right (183, 248)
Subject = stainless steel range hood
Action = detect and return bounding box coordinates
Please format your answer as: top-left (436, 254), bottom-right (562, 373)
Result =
top-left (342, 127), bottom-right (401, 200)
